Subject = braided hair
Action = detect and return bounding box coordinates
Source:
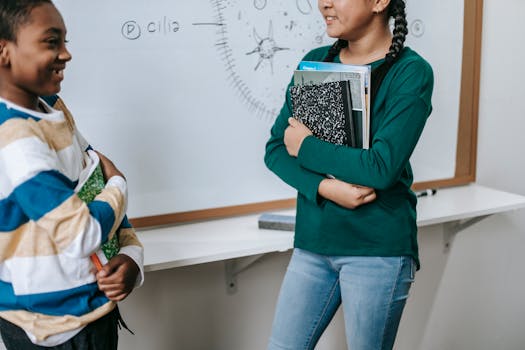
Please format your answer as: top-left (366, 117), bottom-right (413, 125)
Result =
top-left (323, 0), bottom-right (408, 102)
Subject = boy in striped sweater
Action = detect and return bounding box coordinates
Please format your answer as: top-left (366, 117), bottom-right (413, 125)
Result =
top-left (0, 1), bottom-right (144, 348)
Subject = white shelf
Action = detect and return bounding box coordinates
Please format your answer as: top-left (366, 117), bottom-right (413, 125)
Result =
top-left (416, 184), bottom-right (525, 226)
top-left (137, 184), bottom-right (525, 272)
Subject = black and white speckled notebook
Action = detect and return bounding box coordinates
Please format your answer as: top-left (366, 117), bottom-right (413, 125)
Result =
top-left (290, 80), bottom-right (357, 147)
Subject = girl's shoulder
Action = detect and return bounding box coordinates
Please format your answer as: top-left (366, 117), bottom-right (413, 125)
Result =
top-left (396, 47), bottom-right (433, 76)
top-left (385, 47), bottom-right (434, 101)
top-left (301, 45), bottom-right (333, 62)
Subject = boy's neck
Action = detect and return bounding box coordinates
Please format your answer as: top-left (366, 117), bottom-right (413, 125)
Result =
top-left (0, 86), bottom-right (40, 111)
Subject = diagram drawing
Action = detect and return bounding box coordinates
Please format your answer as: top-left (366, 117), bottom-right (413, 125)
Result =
top-left (210, 0), bottom-right (326, 122)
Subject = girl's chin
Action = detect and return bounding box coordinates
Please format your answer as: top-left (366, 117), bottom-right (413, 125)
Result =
top-left (325, 29), bottom-right (342, 40)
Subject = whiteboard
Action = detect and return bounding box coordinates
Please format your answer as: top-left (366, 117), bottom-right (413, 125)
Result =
top-left (53, 0), bottom-right (468, 219)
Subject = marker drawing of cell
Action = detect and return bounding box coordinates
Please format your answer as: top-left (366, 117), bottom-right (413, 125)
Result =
top-left (253, 0), bottom-right (267, 10)
top-left (410, 19), bottom-right (425, 38)
top-left (211, 0), bottom-right (327, 121)
top-left (246, 22), bottom-right (289, 73)
top-left (296, 0), bottom-right (313, 15)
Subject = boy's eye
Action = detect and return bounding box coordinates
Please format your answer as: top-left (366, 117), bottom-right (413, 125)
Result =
top-left (45, 37), bottom-right (65, 47)
top-left (46, 38), bottom-right (58, 45)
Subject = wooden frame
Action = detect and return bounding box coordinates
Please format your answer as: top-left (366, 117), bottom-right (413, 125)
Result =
top-left (130, 0), bottom-right (483, 228)
top-left (413, 0), bottom-right (482, 191)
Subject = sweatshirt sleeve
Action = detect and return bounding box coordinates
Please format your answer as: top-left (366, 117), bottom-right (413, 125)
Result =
top-left (296, 58), bottom-right (434, 190)
top-left (264, 48), bottom-right (332, 204)
top-left (1, 118), bottom-right (127, 258)
top-left (117, 216), bottom-right (145, 287)
top-left (264, 81), bottom-right (326, 203)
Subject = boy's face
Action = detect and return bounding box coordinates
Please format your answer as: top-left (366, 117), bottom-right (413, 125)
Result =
top-left (0, 3), bottom-right (71, 109)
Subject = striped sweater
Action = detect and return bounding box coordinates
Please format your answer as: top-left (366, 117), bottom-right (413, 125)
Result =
top-left (0, 96), bottom-right (144, 346)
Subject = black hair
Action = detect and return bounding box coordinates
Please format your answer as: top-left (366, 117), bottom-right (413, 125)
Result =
top-left (323, 0), bottom-right (408, 102)
top-left (0, 0), bottom-right (53, 41)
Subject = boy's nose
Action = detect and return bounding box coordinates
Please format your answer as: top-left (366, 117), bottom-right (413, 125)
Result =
top-left (59, 47), bottom-right (72, 62)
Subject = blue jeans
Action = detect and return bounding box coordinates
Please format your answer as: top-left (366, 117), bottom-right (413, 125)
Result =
top-left (268, 249), bottom-right (415, 350)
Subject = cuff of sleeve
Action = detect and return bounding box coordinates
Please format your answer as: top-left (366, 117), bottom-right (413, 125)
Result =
top-left (119, 245), bottom-right (145, 288)
top-left (106, 175), bottom-right (127, 195)
top-left (297, 135), bottom-right (318, 169)
top-left (309, 177), bottom-right (324, 204)
top-left (299, 171), bottom-right (325, 204)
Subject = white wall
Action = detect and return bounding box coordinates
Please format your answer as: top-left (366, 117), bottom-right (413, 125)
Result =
top-left (416, 0), bottom-right (525, 348)
top-left (116, 1), bottom-right (525, 349)
top-left (117, 225), bottom-right (449, 350)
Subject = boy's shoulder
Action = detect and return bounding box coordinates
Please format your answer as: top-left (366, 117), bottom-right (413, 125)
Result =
top-left (0, 99), bottom-right (40, 126)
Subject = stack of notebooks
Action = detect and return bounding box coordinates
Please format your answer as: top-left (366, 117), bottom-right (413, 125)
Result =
top-left (291, 61), bottom-right (371, 149)
top-left (259, 62), bottom-right (372, 232)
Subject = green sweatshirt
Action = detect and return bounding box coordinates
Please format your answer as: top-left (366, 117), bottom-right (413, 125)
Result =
top-left (264, 46), bottom-right (433, 268)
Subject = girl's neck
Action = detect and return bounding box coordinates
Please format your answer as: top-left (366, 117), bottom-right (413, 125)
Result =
top-left (338, 26), bottom-right (393, 65)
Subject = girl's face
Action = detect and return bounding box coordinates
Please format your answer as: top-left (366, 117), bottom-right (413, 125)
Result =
top-left (0, 3), bottom-right (71, 109)
top-left (318, 0), bottom-right (378, 41)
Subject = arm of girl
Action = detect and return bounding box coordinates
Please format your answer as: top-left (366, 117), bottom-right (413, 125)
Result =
top-left (318, 178), bottom-right (376, 209)
top-left (285, 118), bottom-right (376, 209)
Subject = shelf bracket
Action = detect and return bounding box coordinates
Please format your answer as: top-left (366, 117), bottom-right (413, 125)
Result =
top-left (442, 214), bottom-right (492, 253)
top-left (225, 254), bottom-right (265, 294)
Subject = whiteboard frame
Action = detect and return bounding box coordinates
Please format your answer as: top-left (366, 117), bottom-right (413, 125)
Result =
top-left (117, 0), bottom-right (482, 228)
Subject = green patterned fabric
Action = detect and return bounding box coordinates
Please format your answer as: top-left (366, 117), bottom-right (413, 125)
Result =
top-left (77, 164), bottom-right (120, 260)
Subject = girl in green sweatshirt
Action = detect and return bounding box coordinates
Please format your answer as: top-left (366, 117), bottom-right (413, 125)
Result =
top-left (265, 0), bottom-right (433, 349)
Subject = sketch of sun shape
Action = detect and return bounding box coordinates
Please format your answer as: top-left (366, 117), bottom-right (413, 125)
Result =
top-left (246, 21), bottom-right (289, 73)
top-left (211, 0), bottom-right (326, 122)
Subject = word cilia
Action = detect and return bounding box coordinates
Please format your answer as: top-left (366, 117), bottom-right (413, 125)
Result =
top-left (122, 16), bottom-right (180, 40)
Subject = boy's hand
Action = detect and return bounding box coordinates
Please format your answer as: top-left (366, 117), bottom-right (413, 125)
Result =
top-left (318, 178), bottom-right (376, 209)
top-left (96, 151), bottom-right (125, 180)
top-left (96, 254), bottom-right (139, 302)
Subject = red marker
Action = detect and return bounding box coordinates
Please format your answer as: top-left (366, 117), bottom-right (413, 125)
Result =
top-left (90, 253), bottom-right (103, 271)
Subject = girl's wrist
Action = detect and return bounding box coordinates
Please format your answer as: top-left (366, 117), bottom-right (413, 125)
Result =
top-left (318, 178), bottom-right (334, 199)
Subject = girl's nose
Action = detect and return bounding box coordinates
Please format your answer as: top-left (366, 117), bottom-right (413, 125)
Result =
top-left (320, 1), bottom-right (332, 9)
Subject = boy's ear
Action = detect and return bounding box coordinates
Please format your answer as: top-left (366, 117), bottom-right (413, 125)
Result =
top-left (0, 40), bottom-right (10, 66)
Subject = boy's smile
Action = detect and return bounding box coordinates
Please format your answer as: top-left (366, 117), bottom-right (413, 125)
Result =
top-left (0, 3), bottom-right (71, 110)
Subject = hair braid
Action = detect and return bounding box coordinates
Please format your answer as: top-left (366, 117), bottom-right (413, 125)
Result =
top-left (385, 0), bottom-right (408, 63)
top-left (370, 0), bottom-right (407, 102)
top-left (323, 39), bottom-right (348, 62)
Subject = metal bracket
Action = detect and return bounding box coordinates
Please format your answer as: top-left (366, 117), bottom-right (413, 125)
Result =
top-left (442, 214), bottom-right (492, 253)
top-left (225, 254), bottom-right (265, 294)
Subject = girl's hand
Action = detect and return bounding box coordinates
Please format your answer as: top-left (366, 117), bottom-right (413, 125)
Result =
top-left (284, 118), bottom-right (313, 157)
top-left (96, 151), bottom-right (125, 181)
top-left (318, 178), bottom-right (376, 209)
